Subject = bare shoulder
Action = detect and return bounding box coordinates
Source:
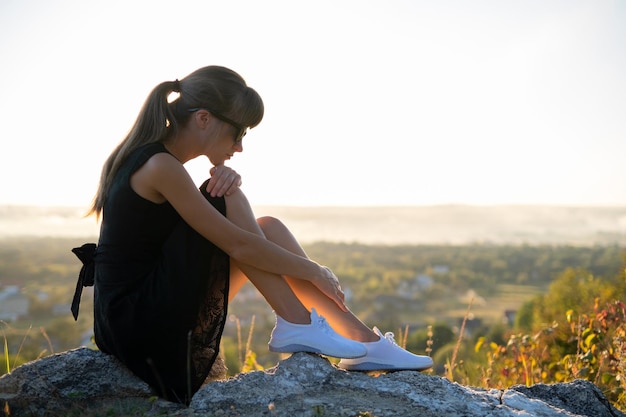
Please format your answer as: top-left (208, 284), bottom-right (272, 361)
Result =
top-left (138, 152), bottom-right (190, 181)
top-left (143, 151), bottom-right (181, 170)
top-left (131, 152), bottom-right (192, 203)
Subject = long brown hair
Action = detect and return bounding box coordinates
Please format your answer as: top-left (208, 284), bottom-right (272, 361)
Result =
top-left (89, 66), bottom-right (264, 217)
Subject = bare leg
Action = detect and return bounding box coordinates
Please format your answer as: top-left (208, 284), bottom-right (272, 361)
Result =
top-left (224, 189), bottom-right (310, 325)
top-left (257, 216), bottom-right (379, 343)
top-left (222, 191), bottom-right (434, 369)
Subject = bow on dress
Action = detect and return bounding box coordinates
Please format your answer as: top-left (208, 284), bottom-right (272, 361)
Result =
top-left (70, 243), bottom-right (97, 320)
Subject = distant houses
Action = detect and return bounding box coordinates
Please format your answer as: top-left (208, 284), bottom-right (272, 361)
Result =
top-left (0, 285), bottom-right (29, 321)
top-left (395, 265), bottom-right (518, 337)
top-left (396, 265), bottom-right (448, 298)
top-left (0, 285), bottom-right (72, 321)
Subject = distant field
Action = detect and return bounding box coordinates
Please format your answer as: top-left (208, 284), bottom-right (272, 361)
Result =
top-left (2, 204), bottom-right (626, 245)
top-left (442, 284), bottom-right (546, 324)
top-left (396, 283), bottom-right (546, 327)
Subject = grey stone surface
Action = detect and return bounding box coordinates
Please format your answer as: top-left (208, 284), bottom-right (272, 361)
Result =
top-left (0, 347), bottom-right (153, 416)
top-left (0, 348), bottom-right (623, 416)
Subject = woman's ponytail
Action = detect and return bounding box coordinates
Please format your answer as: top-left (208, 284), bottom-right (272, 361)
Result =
top-left (89, 79), bottom-right (182, 217)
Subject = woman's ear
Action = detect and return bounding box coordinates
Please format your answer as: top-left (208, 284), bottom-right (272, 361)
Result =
top-left (193, 109), bottom-right (211, 129)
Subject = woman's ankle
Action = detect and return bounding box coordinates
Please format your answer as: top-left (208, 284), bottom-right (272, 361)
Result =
top-left (275, 309), bottom-right (311, 325)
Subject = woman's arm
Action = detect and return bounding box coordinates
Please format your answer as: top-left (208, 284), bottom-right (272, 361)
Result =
top-left (135, 153), bottom-right (344, 304)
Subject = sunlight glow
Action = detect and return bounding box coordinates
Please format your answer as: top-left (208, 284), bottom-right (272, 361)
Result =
top-left (1, 0), bottom-right (624, 207)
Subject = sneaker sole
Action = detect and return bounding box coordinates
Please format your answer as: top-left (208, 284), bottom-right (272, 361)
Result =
top-left (269, 343), bottom-right (366, 358)
top-left (339, 361), bottom-right (433, 371)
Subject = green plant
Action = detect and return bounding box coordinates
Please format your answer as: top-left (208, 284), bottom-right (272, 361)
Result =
top-left (425, 325), bottom-right (433, 357)
top-left (561, 300), bottom-right (626, 408)
top-left (472, 300), bottom-right (626, 411)
top-left (2, 327), bottom-right (8, 375)
top-left (232, 315), bottom-right (264, 374)
top-left (1, 322), bottom-right (53, 376)
top-left (1, 321), bottom-right (34, 375)
top-left (446, 297), bottom-right (474, 382)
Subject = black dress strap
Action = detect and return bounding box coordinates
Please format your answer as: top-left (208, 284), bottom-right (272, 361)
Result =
top-left (71, 243), bottom-right (97, 320)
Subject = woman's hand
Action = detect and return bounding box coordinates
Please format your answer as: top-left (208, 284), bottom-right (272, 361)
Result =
top-left (206, 165), bottom-right (242, 197)
top-left (314, 266), bottom-right (349, 312)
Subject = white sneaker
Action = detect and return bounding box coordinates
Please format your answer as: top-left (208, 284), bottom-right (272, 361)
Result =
top-left (268, 308), bottom-right (367, 359)
top-left (338, 327), bottom-right (434, 371)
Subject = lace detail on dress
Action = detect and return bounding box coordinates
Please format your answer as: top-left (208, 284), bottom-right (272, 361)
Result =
top-left (188, 251), bottom-right (230, 391)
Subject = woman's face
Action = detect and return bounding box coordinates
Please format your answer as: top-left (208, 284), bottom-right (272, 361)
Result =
top-left (206, 121), bottom-right (244, 166)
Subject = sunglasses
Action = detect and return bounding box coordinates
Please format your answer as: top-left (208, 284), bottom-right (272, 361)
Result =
top-left (188, 108), bottom-right (248, 144)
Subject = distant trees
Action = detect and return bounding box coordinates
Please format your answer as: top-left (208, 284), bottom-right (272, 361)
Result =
top-left (407, 323), bottom-right (455, 357)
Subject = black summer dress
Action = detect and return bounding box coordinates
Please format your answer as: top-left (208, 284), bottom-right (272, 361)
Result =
top-left (72, 142), bottom-right (230, 404)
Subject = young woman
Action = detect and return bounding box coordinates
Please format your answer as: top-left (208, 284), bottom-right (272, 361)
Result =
top-left (71, 65), bottom-right (432, 404)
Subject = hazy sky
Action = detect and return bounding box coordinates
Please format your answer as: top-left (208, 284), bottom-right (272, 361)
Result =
top-left (1, 0), bottom-right (625, 208)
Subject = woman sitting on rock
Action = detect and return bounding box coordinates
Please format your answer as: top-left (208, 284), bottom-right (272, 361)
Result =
top-left (72, 65), bottom-right (433, 404)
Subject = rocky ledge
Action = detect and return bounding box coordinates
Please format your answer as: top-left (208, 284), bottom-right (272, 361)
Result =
top-left (0, 347), bottom-right (623, 417)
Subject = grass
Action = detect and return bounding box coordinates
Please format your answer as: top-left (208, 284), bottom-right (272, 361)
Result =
top-left (1, 321), bottom-right (54, 376)
top-left (2, 327), bottom-right (9, 374)
top-left (446, 297), bottom-right (474, 381)
top-left (0, 321), bottom-right (30, 375)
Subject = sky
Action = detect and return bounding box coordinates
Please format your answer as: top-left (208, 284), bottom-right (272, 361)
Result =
top-left (1, 0), bottom-right (625, 208)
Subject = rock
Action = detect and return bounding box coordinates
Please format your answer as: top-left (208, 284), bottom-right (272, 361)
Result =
top-left (192, 353), bottom-right (625, 417)
top-left (508, 382), bottom-right (619, 417)
top-left (0, 347), bottom-right (153, 416)
top-left (0, 348), bottom-right (623, 417)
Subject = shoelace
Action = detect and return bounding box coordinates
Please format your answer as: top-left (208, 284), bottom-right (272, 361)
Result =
top-left (315, 315), bottom-right (334, 335)
top-left (383, 331), bottom-right (399, 346)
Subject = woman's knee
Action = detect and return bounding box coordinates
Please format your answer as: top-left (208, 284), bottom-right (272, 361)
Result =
top-left (257, 216), bottom-right (286, 235)
top-left (223, 190), bottom-right (266, 235)
top-left (223, 189), bottom-right (253, 217)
